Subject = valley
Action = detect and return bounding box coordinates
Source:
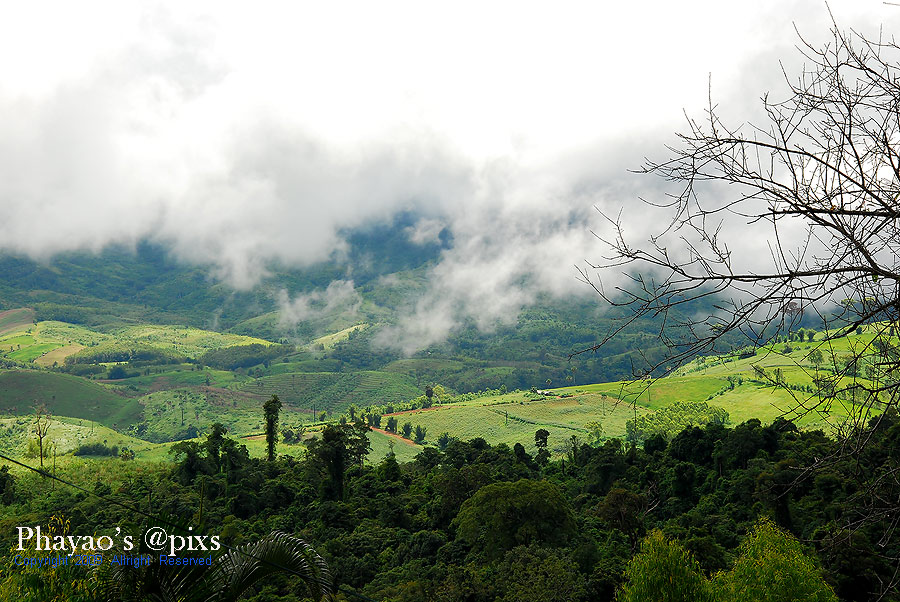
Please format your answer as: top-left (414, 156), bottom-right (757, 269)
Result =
top-left (0, 297), bottom-right (887, 468)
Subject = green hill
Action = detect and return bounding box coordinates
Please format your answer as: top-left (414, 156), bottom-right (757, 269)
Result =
top-left (0, 308), bottom-right (33, 336)
top-left (0, 370), bottom-right (142, 427)
top-left (238, 370), bottom-right (422, 415)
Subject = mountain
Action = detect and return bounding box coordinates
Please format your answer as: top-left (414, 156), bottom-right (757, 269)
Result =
top-left (0, 213), bottom-right (722, 394)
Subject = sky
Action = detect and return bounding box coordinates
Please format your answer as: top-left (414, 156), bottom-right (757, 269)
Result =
top-left (1, 1), bottom-right (898, 349)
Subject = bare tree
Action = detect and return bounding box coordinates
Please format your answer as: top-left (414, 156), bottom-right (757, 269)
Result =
top-left (32, 404), bottom-right (51, 469)
top-left (581, 19), bottom-right (900, 417)
top-left (579, 18), bottom-right (900, 597)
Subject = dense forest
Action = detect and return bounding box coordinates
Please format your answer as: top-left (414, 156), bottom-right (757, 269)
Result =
top-left (2, 410), bottom-right (896, 601)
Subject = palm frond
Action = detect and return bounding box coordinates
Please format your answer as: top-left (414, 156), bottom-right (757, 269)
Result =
top-left (206, 531), bottom-right (334, 602)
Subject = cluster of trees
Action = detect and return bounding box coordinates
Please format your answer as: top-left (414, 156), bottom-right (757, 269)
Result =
top-left (64, 345), bottom-right (183, 367)
top-left (377, 416), bottom-right (427, 442)
top-left (619, 520), bottom-right (836, 601)
top-left (625, 401), bottom-right (729, 444)
top-left (6, 411), bottom-right (900, 599)
top-left (198, 343), bottom-right (294, 371)
top-left (72, 443), bottom-right (119, 457)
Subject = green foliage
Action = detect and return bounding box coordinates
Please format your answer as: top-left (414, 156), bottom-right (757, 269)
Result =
top-left (712, 518), bottom-right (838, 602)
top-left (73, 442), bottom-right (119, 457)
top-left (1, 416), bottom-right (898, 600)
top-left (199, 343), bottom-right (292, 371)
top-left (306, 422), bottom-right (371, 500)
top-left (618, 530), bottom-right (712, 602)
top-left (496, 545), bottom-right (587, 602)
top-left (808, 348), bottom-right (824, 366)
top-left (585, 420), bottom-right (604, 446)
top-left (263, 394), bottom-right (282, 462)
top-left (107, 364), bottom-right (134, 380)
top-left (66, 344), bottom-right (184, 366)
top-left (453, 479), bottom-right (576, 558)
top-left (437, 431), bottom-right (452, 450)
top-left (0, 465), bottom-right (14, 504)
top-left (626, 401), bottom-right (729, 444)
top-left (94, 530), bottom-right (333, 602)
top-left (0, 515), bottom-right (96, 601)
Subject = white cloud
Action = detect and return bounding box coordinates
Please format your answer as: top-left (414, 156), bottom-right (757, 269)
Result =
top-left (405, 218), bottom-right (446, 245)
top-left (277, 280), bottom-right (362, 329)
top-left (0, 1), bottom-right (896, 349)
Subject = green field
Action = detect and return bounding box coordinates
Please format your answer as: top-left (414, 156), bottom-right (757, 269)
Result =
top-left (0, 416), bottom-right (161, 460)
top-left (112, 365), bottom-right (244, 393)
top-left (0, 370), bottom-right (142, 427)
top-left (380, 327), bottom-right (894, 454)
top-left (581, 376), bottom-right (730, 410)
top-left (367, 429), bottom-right (422, 463)
top-left (377, 391), bottom-right (644, 454)
top-left (8, 343), bottom-right (62, 363)
top-left (112, 324), bottom-right (272, 357)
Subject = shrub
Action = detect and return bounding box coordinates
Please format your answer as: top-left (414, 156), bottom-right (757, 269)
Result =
top-left (73, 443), bottom-right (119, 457)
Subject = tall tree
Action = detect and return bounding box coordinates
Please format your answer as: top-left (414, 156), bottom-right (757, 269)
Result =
top-left (713, 518), bottom-right (837, 602)
top-left (535, 428), bottom-right (550, 449)
top-left (204, 422), bottom-right (228, 473)
top-left (308, 424), bottom-right (348, 501)
top-left (618, 530), bottom-right (711, 602)
top-left (263, 394), bottom-right (282, 462)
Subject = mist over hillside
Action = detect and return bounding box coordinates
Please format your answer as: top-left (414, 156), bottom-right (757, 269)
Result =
top-left (0, 210), bottom-right (740, 391)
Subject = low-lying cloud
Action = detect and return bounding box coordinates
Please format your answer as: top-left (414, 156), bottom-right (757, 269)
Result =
top-left (277, 280), bottom-right (362, 330)
top-left (0, 3), bottom-right (894, 353)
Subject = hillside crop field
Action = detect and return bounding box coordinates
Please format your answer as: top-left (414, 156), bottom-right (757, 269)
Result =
top-left (0, 416), bottom-right (160, 460)
top-left (0, 317), bottom-right (890, 464)
top-left (0, 370), bottom-right (142, 427)
top-left (312, 323), bottom-right (368, 350)
top-left (0, 308), bottom-right (33, 336)
top-left (377, 391), bottom-right (646, 453)
top-left (0, 317), bottom-right (272, 367)
top-left (0, 308), bottom-right (890, 470)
